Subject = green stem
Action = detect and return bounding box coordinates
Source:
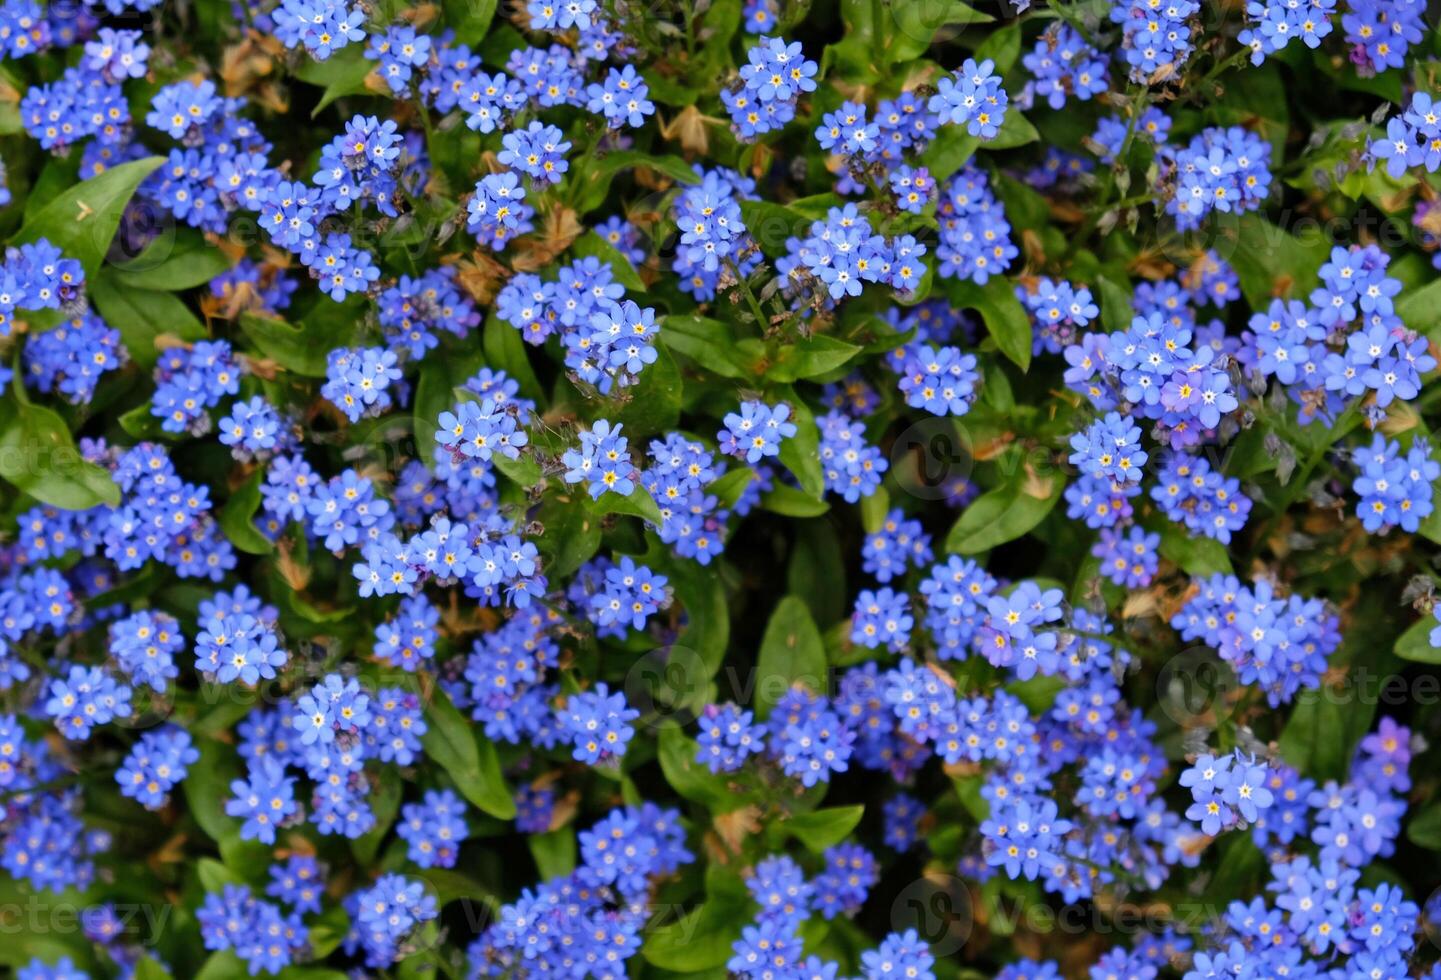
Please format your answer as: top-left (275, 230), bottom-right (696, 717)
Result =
top-left (1081, 191), bottom-right (1157, 217)
top-left (727, 258), bottom-right (770, 330)
top-left (413, 93), bottom-right (438, 161)
top-left (680, 0), bottom-right (697, 57)
top-left (1191, 47), bottom-right (1254, 99)
top-left (1252, 400), bottom-right (1363, 551)
top-left (1065, 87), bottom-right (1151, 258)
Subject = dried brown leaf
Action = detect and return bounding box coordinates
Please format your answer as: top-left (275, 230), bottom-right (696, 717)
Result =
top-left (708, 806), bottom-right (762, 861)
top-left (454, 250), bottom-right (514, 305)
top-left (511, 206), bottom-right (582, 272)
top-left (659, 104), bottom-right (713, 156)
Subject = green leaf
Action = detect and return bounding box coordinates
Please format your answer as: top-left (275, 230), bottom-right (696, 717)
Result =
top-left (195, 952), bottom-right (247, 979)
top-left (771, 805), bottom-right (864, 852)
top-left (1393, 615), bottom-right (1440, 664)
top-left (760, 482), bottom-right (831, 517)
top-left (217, 469), bottom-right (273, 555)
top-left (1397, 278), bottom-right (1441, 340)
top-left (571, 232), bottom-right (644, 291)
top-left (776, 392), bottom-right (826, 501)
top-left (353, 772), bottom-right (402, 866)
top-left (612, 344), bottom-right (682, 439)
top-left (199, 953), bottom-right (350, 980)
top-left (766, 334), bottom-right (862, 382)
top-left (755, 596), bottom-right (828, 718)
top-left (656, 724), bottom-right (747, 812)
top-left (825, 0), bottom-right (883, 80)
top-left (236, 314), bottom-right (323, 376)
top-left (107, 230), bottom-right (232, 290)
top-left (239, 303), bottom-right (360, 377)
top-left (944, 473), bottom-right (1061, 554)
top-left (993, 174), bottom-right (1051, 236)
top-left (444, 0), bottom-right (498, 43)
top-left (987, 111), bottom-right (1040, 150)
top-left (493, 450), bottom-right (544, 489)
top-left (789, 193), bottom-right (845, 219)
top-left (294, 46), bottom-right (377, 116)
top-left (268, 577), bottom-right (357, 640)
top-left (886, 1), bottom-right (992, 62)
top-left (575, 150), bottom-right (698, 211)
top-left (24, 153), bottom-right (82, 224)
top-left (1157, 528), bottom-right (1232, 577)
top-left (278, 966), bottom-right (351, 980)
top-left (1210, 212), bottom-right (1329, 308)
top-left (739, 199), bottom-right (812, 259)
top-left (421, 687), bottom-right (516, 819)
top-left (415, 868), bottom-right (490, 907)
top-left (1096, 275), bottom-right (1135, 334)
top-left (974, 18), bottom-right (1022, 75)
top-left (88, 271), bottom-right (208, 369)
top-left (198, 857), bottom-right (240, 892)
top-left (415, 348), bottom-right (489, 466)
top-left (1279, 686), bottom-right (1373, 782)
top-left (641, 867), bottom-right (749, 972)
top-left (0, 395), bottom-right (120, 509)
top-left (642, 69), bottom-right (700, 108)
top-left (701, 0), bottom-right (743, 59)
top-left (528, 828), bottom-right (576, 879)
top-left (593, 150), bottom-right (699, 184)
top-left (860, 487), bottom-right (890, 533)
top-left (920, 126), bottom-right (979, 183)
top-left (306, 906), bottom-right (352, 960)
top-left (482, 314), bottom-right (545, 402)
top-left (1203, 834), bottom-right (1267, 906)
top-left (708, 467), bottom-right (754, 508)
top-left (947, 277), bottom-right (1032, 371)
top-left (789, 518), bottom-right (847, 626)
top-left (132, 958), bottom-right (174, 980)
top-left (661, 315), bottom-right (751, 378)
top-left (588, 488), bottom-right (665, 526)
top-left (919, 113), bottom-right (1037, 185)
top-left (183, 736), bottom-right (248, 847)
top-left (13, 156), bottom-right (164, 278)
top-left (647, 539), bottom-right (730, 675)
top-left (535, 491), bottom-right (604, 579)
top-left (1408, 803), bottom-right (1441, 850)
top-left (1007, 675), bottom-right (1066, 714)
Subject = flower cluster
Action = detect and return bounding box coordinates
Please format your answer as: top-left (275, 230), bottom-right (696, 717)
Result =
top-left (1165, 125), bottom-right (1273, 229)
top-left (1111, 0), bottom-right (1200, 81)
top-left (935, 166), bottom-right (1016, 285)
top-left (6, 4), bottom-right (1441, 980)
top-left (724, 36), bottom-right (818, 138)
top-left (1241, 0), bottom-right (1336, 63)
top-left (1023, 24), bottom-right (1108, 110)
top-left (1174, 574), bottom-right (1342, 705)
top-left (929, 58), bottom-right (1008, 139)
top-left (1179, 750), bottom-right (1274, 835)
